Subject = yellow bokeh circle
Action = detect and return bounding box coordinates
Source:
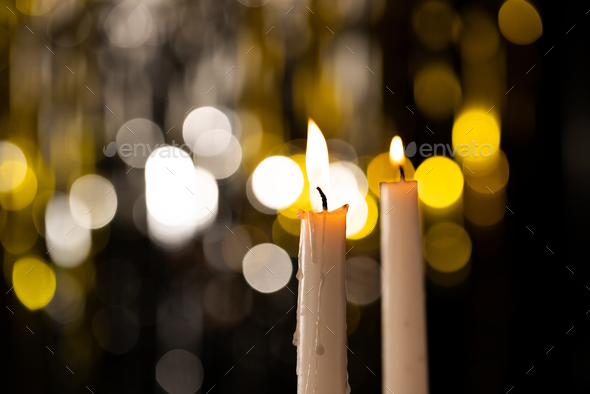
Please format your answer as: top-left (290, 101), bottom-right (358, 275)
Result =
top-left (452, 110), bottom-right (501, 170)
top-left (498, 0), bottom-right (542, 45)
top-left (460, 10), bottom-right (500, 61)
top-left (13, 257), bottom-right (56, 310)
top-left (424, 222), bottom-right (472, 273)
top-left (415, 156), bottom-right (464, 209)
top-left (412, 1), bottom-right (462, 51)
top-left (277, 212), bottom-right (300, 236)
top-left (0, 142), bottom-right (27, 192)
top-left (347, 193), bottom-right (378, 240)
top-left (280, 154), bottom-right (312, 221)
top-left (463, 150), bottom-right (510, 194)
top-left (0, 165), bottom-right (38, 210)
top-left (414, 63), bottom-right (462, 120)
top-left (367, 153), bottom-right (399, 198)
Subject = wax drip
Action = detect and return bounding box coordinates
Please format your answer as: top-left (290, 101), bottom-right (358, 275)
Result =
top-left (314, 188), bottom-right (328, 393)
top-left (315, 211), bottom-right (326, 356)
top-left (293, 217), bottom-right (305, 350)
top-left (306, 215), bottom-right (315, 393)
top-left (293, 217), bottom-right (304, 387)
top-left (305, 345), bottom-right (312, 394)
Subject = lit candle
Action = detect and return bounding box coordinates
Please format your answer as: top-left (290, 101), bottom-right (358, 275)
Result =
top-left (293, 120), bottom-right (350, 394)
top-left (380, 136), bottom-right (429, 394)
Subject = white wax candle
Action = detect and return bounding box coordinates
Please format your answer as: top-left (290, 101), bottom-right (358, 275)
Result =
top-left (294, 204), bottom-right (350, 394)
top-left (380, 177), bottom-right (429, 394)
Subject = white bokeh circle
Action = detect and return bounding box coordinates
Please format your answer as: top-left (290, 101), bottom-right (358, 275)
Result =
top-left (243, 243), bottom-right (292, 293)
top-left (252, 156), bottom-right (303, 210)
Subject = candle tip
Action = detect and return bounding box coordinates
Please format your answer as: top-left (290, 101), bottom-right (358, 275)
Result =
top-left (316, 187), bottom-right (328, 211)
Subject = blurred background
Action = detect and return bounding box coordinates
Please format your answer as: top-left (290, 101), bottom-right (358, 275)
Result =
top-left (1, 0), bottom-right (589, 392)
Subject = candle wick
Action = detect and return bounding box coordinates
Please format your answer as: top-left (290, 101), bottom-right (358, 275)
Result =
top-left (399, 165), bottom-right (405, 180)
top-left (316, 187), bottom-right (328, 211)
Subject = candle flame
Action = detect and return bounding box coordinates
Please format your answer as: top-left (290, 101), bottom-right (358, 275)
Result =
top-left (389, 136), bottom-right (405, 165)
top-left (306, 119), bottom-right (330, 211)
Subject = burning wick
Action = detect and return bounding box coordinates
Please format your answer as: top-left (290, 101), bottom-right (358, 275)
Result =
top-left (316, 187), bottom-right (328, 211)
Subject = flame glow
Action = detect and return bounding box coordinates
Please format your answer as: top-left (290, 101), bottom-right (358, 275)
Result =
top-left (306, 119), bottom-right (331, 211)
top-left (389, 136), bottom-right (405, 165)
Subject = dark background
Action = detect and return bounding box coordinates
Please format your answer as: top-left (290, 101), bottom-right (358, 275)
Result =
top-left (2, 1), bottom-right (590, 393)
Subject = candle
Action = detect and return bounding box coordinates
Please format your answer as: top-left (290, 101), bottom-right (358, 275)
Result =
top-left (293, 120), bottom-right (350, 394)
top-left (380, 136), bottom-right (429, 393)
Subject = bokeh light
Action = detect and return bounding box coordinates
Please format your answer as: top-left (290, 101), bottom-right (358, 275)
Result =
top-left (0, 164), bottom-right (37, 210)
top-left (104, 0), bottom-right (153, 48)
top-left (47, 0), bottom-right (92, 47)
top-left (498, 0), bottom-right (542, 45)
top-left (45, 193), bottom-right (92, 268)
top-left (277, 211), bottom-right (301, 236)
top-left (193, 131), bottom-right (242, 180)
top-left (246, 174), bottom-right (278, 215)
top-left (336, 161), bottom-right (369, 197)
top-left (412, 0), bottom-right (461, 51)
top-left (222, 225), bottom-right (268, 272)
top-left (329, 161), bottom-right (369, 237)
top-left (183, 107), bottom-right (232, 155)
top-left (424, 222), bottom-right (472, 273)
top-left (415, 156), bottom-right (464, 209)
top-left (242, 243), bottom-right (293, 293)
top-left (347, 193), bottom-right (378, 240)
top-left (145, 146), bottom-right (198, 226)
top-left (367, 153), bottom-right (400, 197)
top-left (252, 156), bottom-right (304, 210)
top-left (194, 167), bottom-right (219, 231)
top-left (452, 109), bottom-right (501, 171)
top-left (70, 174), bottom-right (117, 229)
top-left (460, 9), bottom-right (500, 61)
top-left (0, 142), bottom-right (27, 192)
top-left (463, 150), bottom-right (510, 194)
top-left (414, 63), bottom-right (462, 120)
top-left (45, 271), bottom-right (85, 325)
top-left (116, 118), bottom-right (165, 168)
top-left (327, 139), bottom-right (358, 164)
top-left (275, 154), bottom-right (313, 227)
top-left (156, 350), bottom-right (205, 394)
top-left (13, 257), bottom-right (56, 310)
top-left (346, 256), bottom-right (381, 305)
top-left (193, 129), bottom-right (234, 157)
